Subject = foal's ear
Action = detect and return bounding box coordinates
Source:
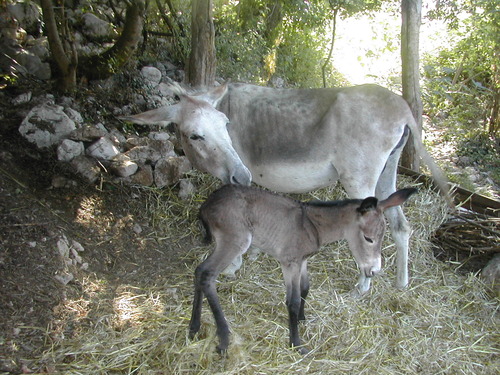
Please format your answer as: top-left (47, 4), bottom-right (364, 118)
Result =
top-left (379, 188), bottom-right (418, 211)
top-left (357, 197), bottom-right (378, 214)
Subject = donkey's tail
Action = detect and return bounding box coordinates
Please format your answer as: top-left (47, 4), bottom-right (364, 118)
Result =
top-left (406, 117), bottom-right (454, 207)
top-left (198, 215), bottom-right (213, 245)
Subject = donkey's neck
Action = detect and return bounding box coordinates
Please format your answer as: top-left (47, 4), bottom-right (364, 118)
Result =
top-left (304, 203), bottom-right (355, 245)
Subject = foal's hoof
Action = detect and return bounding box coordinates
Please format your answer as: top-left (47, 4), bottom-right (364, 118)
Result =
top-left (216, 345), bottom-right (228, 356)
top-left (188, 329), bottom-right (198, 340)
top-left (296, 346), bottom-right (310, 355)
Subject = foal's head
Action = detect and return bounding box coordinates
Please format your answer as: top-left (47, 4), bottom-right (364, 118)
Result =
top-left (346, 189), bottom-right (417, 285)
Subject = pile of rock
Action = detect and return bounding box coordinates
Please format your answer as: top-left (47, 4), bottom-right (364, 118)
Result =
top-left (0, 1), bottom-right (139, 82)
top-left (15, 66), bottom-right (195, 196)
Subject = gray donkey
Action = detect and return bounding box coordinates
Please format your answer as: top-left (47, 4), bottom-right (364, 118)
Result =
top-left (189, 184), bottom-right (417, 354)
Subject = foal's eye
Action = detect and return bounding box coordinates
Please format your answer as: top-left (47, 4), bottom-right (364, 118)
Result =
top-left (189, 134), bottom-right (205, 141)
top-left (364, 235), bottom-right (374, 244)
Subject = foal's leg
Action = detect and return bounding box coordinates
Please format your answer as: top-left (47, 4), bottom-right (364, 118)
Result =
top-left (189, 266), bottom-right (205, 338)
top-left (299, 260), bottom-right (309, 321)
top-left (282, 261), bottom-right (309, 354)
top-left (189, 233), bottom-right (251, 353)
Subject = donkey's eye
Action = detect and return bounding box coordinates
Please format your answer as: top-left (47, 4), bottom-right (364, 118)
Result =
top-left (189, 134), bottom-right (205, 141)
top-left (364, 235), bottom-right (374, 244)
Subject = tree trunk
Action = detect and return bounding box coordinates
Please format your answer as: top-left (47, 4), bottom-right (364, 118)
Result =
top-left (187, 0), bottom-right (216, 87)
top-left (81, 0), bottom-right (145, 80)
top-left (40, 0), bottom-right (78, 93)
top-left (401, 0), bottom-right (422, 172)
top-left (488, 51), bottom-right (499, 135)
top-left (321, 7), bottom-right (338, 88)
top-left (263, 0), bottom-right (282, 46)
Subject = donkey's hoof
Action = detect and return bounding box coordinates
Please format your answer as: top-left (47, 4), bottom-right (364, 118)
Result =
top-left (396, 280), bottom-right (409, 290)
top-left (349, 288), bottom-right (364, 298)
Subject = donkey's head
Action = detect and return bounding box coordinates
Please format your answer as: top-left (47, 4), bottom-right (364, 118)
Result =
top-left (119, 84), bottom-right (252, 186)
top-left (348, 188), bottom-right (417, 294)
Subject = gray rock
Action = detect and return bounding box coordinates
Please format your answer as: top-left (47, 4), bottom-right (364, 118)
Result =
top-left (81, 13), bottom-right (117, 41)
top-left (64, 107), bottom-right (84, 125)
top-left (7, 1), bottom-right (42, 36)
top-left (86, 137), bottom-right (120, 160)
top-left (15, 49), bottom-right (51, 80)
top-left (69, 124), bottom-right (108, 142)
top-left (141, 66), bottom-right (162, 87)
top-left (19, 103), bottom-right (76, 148)
top-left (57, 139), bottom-right (84, 162)
top-left (70, 155), bottom-right (101, 183)
top-left (12, 91), bottom-right (32, 105)
top-left (482, 253), bottom-right (500, 296)
top-left (154, 156), bottom-right (192, 188)
top-left (110, 154), bottom-right (139, 177)
top-left (129, 164), bottom-right (154, 186)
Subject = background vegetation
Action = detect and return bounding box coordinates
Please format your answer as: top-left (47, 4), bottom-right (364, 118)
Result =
top-left (1, 0), bottom-right (498, 191)
top-left (150, 0), bottom-right (499, 192)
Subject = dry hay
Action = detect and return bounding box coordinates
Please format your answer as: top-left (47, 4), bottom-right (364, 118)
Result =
top-left (39, 173), bottom-right (499, 374)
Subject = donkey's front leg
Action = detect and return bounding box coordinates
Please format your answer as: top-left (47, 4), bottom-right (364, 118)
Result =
top-left (282, 262), bottom-right (309, 354)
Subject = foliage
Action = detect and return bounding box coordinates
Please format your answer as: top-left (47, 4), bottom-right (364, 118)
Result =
top-left (421, 0), bottom-right (499, 192)
top-left (211, 0), bottom-right (384, 87)
top-left (423, 0), bottom-right (499, 136)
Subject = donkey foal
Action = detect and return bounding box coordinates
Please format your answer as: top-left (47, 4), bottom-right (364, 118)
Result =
top-left (189, 185), bottom-right (416, 354)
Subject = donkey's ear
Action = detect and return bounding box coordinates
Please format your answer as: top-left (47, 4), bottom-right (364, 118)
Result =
top-left (195, 83), bottom-right (229, 107)
top-left (357, 197), bottom-right (378, 214)
top-left (379, 188), bottom-right (417, 211)
top-left (119, 105), bottom-right (180, 126)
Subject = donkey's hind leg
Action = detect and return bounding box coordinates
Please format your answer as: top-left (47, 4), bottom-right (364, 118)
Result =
top-left (384, 206), bottom-right (411, 289)
top-left (376, 135), bottom-right (412, 289)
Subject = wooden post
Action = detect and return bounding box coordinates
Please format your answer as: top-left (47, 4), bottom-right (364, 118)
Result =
top-left (401, 0), bottom-right (422, 171)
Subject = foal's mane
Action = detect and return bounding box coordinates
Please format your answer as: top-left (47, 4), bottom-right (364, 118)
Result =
top-left (305, 198), bottom-right (363, 208)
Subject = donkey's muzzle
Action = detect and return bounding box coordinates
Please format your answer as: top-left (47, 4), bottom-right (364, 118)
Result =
top-left (365, 266), bottom-right (381, 278)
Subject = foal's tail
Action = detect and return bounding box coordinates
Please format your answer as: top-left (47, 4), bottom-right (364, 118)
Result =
top-left (198, 214), bottom-right (213, 245)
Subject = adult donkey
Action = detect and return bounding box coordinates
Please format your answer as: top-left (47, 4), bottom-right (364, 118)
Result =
top-left (120, 82), bottom-right (449, 294)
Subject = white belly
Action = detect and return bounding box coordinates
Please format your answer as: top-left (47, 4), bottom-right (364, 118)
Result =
top-left (250, 161), bottom-right (339, 193)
